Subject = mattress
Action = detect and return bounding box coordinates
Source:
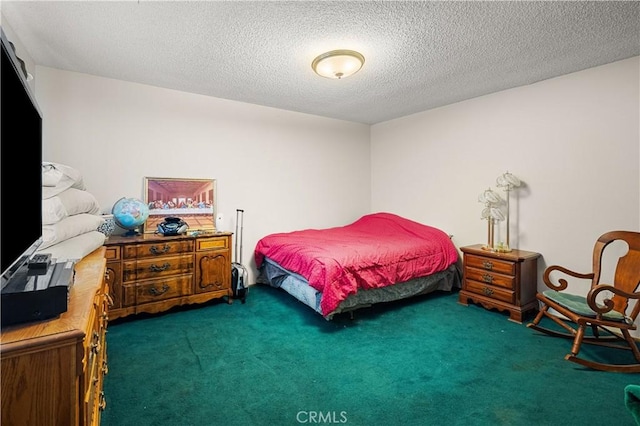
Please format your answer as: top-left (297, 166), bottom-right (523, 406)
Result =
top-left (255, 212), bottom-right (459, 316)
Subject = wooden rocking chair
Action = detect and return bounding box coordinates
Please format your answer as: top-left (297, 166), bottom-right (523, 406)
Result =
top-left (527, 230), bottom-right (640, 373)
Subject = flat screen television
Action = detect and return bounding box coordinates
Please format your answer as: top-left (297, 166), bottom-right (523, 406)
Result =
top-left (0, 28), bottom-right (44, 286)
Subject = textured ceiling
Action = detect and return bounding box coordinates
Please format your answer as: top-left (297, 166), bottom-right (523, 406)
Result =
top-left (2, 1), bottom-right (639, 124)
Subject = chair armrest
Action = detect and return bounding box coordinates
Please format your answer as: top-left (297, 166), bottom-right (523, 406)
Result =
top-left (542, 265), bottom-right (595, 291)
top-left (587, 284), bottom-right (640, 315)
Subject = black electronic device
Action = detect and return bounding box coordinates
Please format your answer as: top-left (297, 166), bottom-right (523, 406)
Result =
top-left (1, 29), bottom-right (44, 297)
top-left (1, 260), bottom-right (75, 327)
top-left (157, 217), bottom-right (189, 236)
top-left (29, 253), bottom-right (52, 270)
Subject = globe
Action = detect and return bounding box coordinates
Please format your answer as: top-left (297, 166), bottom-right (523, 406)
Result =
top-left (112, 197), bottom-right (149, 236)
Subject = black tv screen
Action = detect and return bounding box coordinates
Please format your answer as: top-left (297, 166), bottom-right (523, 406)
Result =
top-left (0, 29), bottom-right (43, 281)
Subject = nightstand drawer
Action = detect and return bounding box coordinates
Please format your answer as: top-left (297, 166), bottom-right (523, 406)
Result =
top-left (465, 267), bottom-right (515, 290)
top-left (123, 240), bottom-right (195, 259)
top-left (465, 280), bottom-right (514, 304)
top-left (122, 254), bottom-right (194, 282)
top-left (465, 254), bottom-right (515, 275)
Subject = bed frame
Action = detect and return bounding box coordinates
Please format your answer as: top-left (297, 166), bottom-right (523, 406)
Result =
top-left (258, 257), bottom-right (461, 320)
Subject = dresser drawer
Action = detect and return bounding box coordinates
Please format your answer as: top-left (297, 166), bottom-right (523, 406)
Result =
top-left (122, 254), bottom-right (194, 282)
top-left (464, 267), bottom-right (515, 290)
top-left (84, 290), bottom-right (101, 371)
top-left (104, 245), bottom-right (121, 261)
top-left (465, 254), bottom-right (515, 276)
top-left (196, 236), bottom-right (229, 251)
top-left (84, 336), bottom-right (102, 425)
top-left (123, 274), bottom-right (193, 306)
top-left (465, 280), bottom-right (514, 304)
top-left (83, 284), bottom-right (107, 426)
top-left (123, 240), bottom-right (194, 259)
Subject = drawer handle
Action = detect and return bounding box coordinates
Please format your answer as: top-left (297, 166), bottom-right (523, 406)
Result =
top-left (482, 274), bottom-right (494, 284)
top-left (149, 262), bottom-right (171, 272)
top-left (99, 391), bottom-right (107, 411)
top-left (482, 260), bottom-right (493, 270)
top-left (149, 284), bottom-right (170, 296)
top-left (149, 244), bottom-right (171, 255)
top-left (482, 287), bottom-right (494, 296)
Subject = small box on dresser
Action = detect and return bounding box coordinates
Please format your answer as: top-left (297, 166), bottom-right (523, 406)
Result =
top-left (104, 232), bottom-right (232, 320)
top-left (458, 244), bottom-right (540, 323)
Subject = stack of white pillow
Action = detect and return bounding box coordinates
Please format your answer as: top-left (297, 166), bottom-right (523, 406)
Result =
top-left (38, 162), bottom-right (107, 261)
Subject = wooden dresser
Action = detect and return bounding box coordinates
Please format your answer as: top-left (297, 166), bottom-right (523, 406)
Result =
top-left (104, 232), bottom-right (232, 320)
top-left (1, 247), bottom-right (109, 426)
top-left (458, 244), bottom-right (540, 323)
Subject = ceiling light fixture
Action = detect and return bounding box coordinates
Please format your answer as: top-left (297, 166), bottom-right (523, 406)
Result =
top-left (311, 49), bottom-right (365, 80)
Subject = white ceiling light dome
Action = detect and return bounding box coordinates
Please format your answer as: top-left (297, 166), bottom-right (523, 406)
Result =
top-left (312, 50), bottom-right (365, 79)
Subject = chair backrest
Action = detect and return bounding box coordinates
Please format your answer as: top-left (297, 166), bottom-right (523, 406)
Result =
top-left (592, 231), bottom-right (640, 319)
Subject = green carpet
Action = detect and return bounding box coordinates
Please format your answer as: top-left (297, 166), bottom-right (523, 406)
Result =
top-left (102, 286), bottom-right (638, 426)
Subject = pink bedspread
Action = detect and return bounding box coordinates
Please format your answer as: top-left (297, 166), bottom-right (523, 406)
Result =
top-left (254, 212), bottom-right (458, 316)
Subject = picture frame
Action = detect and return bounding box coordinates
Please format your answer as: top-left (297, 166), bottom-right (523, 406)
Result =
top-left (144, 177), bottom-right (216, 234)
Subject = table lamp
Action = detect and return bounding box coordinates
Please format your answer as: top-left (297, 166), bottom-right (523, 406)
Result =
top-left (496, 171), bottom-right (521, 252)
top-left (478, 188), bottom-right (504, 251)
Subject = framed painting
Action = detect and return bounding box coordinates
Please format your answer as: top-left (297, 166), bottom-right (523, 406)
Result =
top-left (144, 177), bottom-right (216, 234)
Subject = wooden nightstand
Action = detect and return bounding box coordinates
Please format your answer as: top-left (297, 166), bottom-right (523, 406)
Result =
top-left (458, 244), bottom-right (540, 323)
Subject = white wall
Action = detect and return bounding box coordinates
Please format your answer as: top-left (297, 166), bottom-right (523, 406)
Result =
top-left (1, 16), bottom-right (35, 94)
top-left (8, 10), bottom-right (640, 306)
top-left (371, 56), bottom-right (640, 292)
top-left (34, 67), bottom-right (371, 281)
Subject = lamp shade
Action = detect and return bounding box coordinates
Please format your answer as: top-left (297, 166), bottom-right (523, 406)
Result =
top-left (312, 50), bottom-right (365, 79)
top-left (496, 171), bottom-right (521, 190)
top-left (481, 207), bottom-right (505, 221)
top-left (478, 188), bottom-right (502, 205)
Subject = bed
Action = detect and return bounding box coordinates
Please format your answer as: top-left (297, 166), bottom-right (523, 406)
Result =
top-left (254, 212), bottom-right (461, 319)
